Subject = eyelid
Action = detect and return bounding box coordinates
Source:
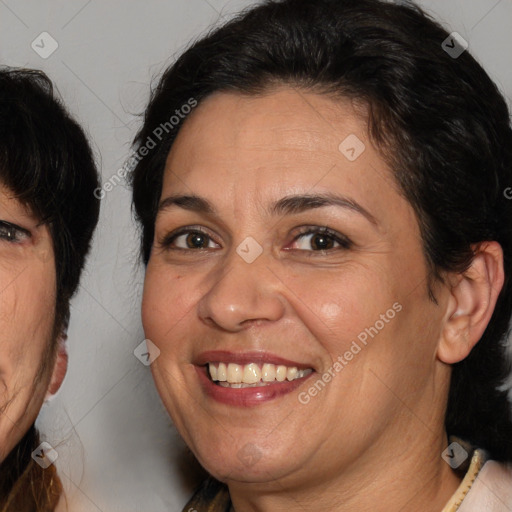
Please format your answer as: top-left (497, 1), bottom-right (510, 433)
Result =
top-left (158, 225), bottom-right (220, 249)
top-left (0, 220), bottom-right (32, 242)
top-left (287, 226), bottom-right (352, 251)
top-left (156, 224), bottom-right (351, 253)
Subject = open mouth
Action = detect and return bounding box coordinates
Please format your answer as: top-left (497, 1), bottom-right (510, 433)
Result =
top-left (207, 362), bottom-right (314, 388)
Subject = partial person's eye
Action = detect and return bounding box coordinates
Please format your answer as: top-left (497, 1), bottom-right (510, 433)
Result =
top-left (0, 220), bottom-right (31, 243)
top-left (288, 226), bottom-right (352, 252)
top-left (159, 226), bottom-right (220, 250)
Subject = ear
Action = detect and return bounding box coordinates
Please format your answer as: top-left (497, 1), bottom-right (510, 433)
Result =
top-left (437, 241), bottom-right (504, 364)
top-left (45, 332), bottom-right (68, 399)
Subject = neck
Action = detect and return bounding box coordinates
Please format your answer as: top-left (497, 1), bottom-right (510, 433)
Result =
top-left (228, 431), bottom-right (462, 512)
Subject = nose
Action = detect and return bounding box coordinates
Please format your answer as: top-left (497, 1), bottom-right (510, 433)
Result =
top-left (197, 247), bottom-right (286, 332)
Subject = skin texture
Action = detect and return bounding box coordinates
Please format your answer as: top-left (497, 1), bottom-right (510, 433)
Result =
top-left (0, 182), bottom-right (67, 464)
top-left (142, 88), bottom-right (504, 512)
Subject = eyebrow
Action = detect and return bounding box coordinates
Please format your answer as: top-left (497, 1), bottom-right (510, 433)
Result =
top-left (158, 193), bottom-right (378, 226)
top-left (159, 195), bottom-right (215, 215)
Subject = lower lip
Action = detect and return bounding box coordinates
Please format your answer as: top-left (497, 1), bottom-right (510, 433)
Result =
top-left (196, 366), bottom-right (314, 407)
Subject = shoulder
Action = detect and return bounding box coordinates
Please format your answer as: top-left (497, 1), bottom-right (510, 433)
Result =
top-left (459, 459), bottom-right (512, 511)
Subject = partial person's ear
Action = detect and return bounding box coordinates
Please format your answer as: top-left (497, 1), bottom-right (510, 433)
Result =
top-left (45, 332), bottom-right (68, 400)
top-left (437, 241), bottom-right (504, 364)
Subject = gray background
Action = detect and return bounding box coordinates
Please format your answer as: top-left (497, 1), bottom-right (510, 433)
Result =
top-left (1, 0), bottom-right (511, 510)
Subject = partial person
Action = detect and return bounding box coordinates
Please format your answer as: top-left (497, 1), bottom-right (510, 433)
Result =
top-left (131, 1), bottom-right (512, 510)
top-left (0, 67), bottom-right (100, 511)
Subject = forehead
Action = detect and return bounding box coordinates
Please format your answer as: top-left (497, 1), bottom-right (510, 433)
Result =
top-left (167, 88), bottom-right (368, 167)
top-left (160, 88), bottom-right (409, 227)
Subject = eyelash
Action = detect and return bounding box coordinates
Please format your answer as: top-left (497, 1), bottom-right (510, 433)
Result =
top-left (0, 220), bottom-right (31, 243)
top-left (158, 225), bottom-right (352, 253)
top-left (158, 226), bottom-right (217, 251)
top-left (290, 226), bottom-right (352, 252)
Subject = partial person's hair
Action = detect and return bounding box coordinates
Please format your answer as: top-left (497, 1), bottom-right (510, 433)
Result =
top-left (0, 67), bottom-right (100, 510)
top-left (0, 67), bottom-right (100, 336)
top-left (0, 427), bottom-right (62, 512)
top-left (130, 0), bottom-right (512, 461)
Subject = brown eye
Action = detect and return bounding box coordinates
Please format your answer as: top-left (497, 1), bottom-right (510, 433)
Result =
top-left (0, 221), bottom-right (31, 243)
top-left (160, 228), bottom-right (220, 250)
top-left (184, 232), bottom-right (209, 249)
top-left (310, 233), bottom-right (335, 250)
top-left (290, 227), bottom-right (351, 252)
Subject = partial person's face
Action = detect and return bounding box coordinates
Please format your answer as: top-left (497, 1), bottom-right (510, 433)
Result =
top-left (142, 88), bottom-right (455, 486)
top-left (0, 183), bottom-right (63, 463)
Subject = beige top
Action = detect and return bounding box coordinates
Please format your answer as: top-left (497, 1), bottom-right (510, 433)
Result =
top-left (442, 449), bottom-right (512, 512)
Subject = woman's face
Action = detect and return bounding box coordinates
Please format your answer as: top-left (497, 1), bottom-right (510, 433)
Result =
top-left (0, 183), bottom-right (59, 463)
top-left (142, 88), bottom-right (452, 487)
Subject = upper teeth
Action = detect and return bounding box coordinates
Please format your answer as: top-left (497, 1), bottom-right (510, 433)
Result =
top-left (208, 362), bottom-right (311, 386)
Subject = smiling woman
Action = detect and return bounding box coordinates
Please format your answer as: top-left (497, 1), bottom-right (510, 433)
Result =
top-left (0, 68), bottom-right (100, 511)
top-left (130, 0), bottom-right (512, 510)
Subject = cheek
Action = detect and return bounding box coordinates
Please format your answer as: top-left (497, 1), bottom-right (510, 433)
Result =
top-left (0, 266), bottom-right (56, 458)
top-left (0, 275), bottom-right (55, 359)
top-left (18, 274), bottom-right (56, 337)
top-left (279, 263), bottom-right (398, 355)
top-left (281, 259), bottom-right (436, 391)
top-left (141, 263), bottom-right (192, 344)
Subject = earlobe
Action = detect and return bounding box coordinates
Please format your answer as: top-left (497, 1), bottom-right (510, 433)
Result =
top-left (437, 241), bottom-right (504, 365)
top-left (45, 332), bottom-right (68, 400)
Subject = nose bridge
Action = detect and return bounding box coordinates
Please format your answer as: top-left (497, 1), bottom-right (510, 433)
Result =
top-left (197, 240), bottom-right (285, 330)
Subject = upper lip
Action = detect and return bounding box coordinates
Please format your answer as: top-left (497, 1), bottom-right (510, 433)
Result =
top-left (195, 350), bottom-right (314, 370)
